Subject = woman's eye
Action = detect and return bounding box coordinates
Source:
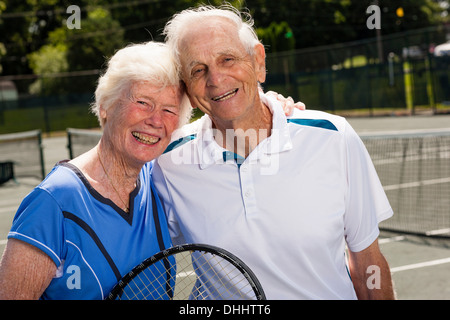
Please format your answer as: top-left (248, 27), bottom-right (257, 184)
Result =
top-left (163, 107), bottom-right (178, 115)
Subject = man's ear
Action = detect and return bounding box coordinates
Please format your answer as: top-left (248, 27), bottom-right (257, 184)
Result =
top-left (99, 105), bottom-right (107, 120)
top-left (254, 43), bottom-right (266, 84)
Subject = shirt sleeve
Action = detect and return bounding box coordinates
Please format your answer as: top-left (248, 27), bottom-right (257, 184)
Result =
top-left (343, 122), bottom-right (393, 252)
top-left (7, 187), bottom-right (65, 267)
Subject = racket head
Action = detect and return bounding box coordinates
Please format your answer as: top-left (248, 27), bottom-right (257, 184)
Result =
top-left (106, 243), bottom-right (266, 300)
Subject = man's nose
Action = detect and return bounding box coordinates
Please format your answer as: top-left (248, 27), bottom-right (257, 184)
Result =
top-left (206, 66), bottom-right (224, 87)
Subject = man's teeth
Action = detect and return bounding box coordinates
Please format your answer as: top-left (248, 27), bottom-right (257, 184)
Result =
top-left (132, 132), bottom-right (159, 145)
top-left (212, 89), bottom-right (238, 102)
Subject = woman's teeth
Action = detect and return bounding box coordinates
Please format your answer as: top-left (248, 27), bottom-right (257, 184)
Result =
top-left (132, 132), bottom-right (159, 145)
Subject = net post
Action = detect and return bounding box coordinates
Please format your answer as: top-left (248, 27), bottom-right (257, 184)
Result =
top-left (37, 129), bottom-right (46, 179)
top-left (67, 128), bottom-right (74, 159)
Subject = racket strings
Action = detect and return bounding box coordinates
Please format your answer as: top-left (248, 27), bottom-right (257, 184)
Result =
top-left (115, 250), bottom-right (258, 300)
top-left (121, 259), bottom-right (175, 300)
top-left (193, 254), bottom-right (247, 299)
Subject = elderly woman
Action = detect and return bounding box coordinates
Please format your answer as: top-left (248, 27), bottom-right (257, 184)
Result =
top-left (0, 41), bottom-right (192, 299)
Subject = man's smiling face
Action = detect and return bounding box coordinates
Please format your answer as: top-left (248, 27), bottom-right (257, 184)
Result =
top-left (179, 17), bottom-right (266, 128)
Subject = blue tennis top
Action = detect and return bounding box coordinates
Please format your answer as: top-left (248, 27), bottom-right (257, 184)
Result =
top-left (7, 161), bottom-right (172, 300)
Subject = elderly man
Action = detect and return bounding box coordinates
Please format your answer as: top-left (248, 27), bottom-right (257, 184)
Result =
top-left (153, 5), bottom-right (395, 300)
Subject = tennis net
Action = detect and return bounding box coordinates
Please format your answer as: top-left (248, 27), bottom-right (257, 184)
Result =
top-left (67, 128), bottom-right (102, 159)
top-left (0, 130), bottom-right (45, 180)
top-left (361, 129), bottom-right (450, 238)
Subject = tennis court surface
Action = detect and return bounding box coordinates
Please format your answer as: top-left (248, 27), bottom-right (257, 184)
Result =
top-left (1, 114), bottom-right (449, 299)
top-left (350, 115), bottom-right (450, 299)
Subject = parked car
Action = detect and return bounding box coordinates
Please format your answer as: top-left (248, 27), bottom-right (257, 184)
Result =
top-left (434, 41), bottom-right (450, 57)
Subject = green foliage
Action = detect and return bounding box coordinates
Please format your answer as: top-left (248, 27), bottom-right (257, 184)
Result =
top-left (27, 43), bottom-right (68, 94)
top-left (26, 6), bottom-right (124, 95)
top-left (65, 7), bottom-right (124, 71)
top-left (0, 43), bottom-right (5, 74)
top-left (28, 43), bottom-right (68, 75)
top-left (1, 0), bottom-right (448, 95)
top-left (257, 21), bottom-right (296, 53)
top-left (246, 0), bottom-right (447, 49)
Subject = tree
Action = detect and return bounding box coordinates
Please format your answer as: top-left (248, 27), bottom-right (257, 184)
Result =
top-left (257, 21), bottom-right (296, 53)
top-left (27, 42), bottom-right (68, 95)
top-left (27, 7), bottom-right (124, 94)
top-left (65, 7), bottom-right (124, 71)
top-left (245, 0), bottom-right (446, 50)
top-left (1, 0), bottom-right (447, 92)
top-left (0, 0), bottom-right (74, 78)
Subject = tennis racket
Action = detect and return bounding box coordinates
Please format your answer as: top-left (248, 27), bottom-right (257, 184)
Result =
top-left (106, 243), bottom-right (266, 300)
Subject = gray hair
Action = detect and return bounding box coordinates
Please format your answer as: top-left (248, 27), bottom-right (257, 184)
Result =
top-left (163, 4), bottom-right (260, 72)
top-left (91, 41), bottom-right (192, 127)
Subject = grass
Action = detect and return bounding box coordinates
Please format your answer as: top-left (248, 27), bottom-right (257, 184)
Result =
top-left (0, 104), bottom-right (99, 134)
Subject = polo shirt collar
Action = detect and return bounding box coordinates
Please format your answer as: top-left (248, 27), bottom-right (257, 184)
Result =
top-left (196, 116), bottom-right (225, 169)
top-left (197, 92), bottom-right (293, 169)
top-left (259, 92), bottom-right (293, 155)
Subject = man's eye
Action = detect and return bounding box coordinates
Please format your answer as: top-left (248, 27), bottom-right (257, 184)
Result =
top-left (223, 57), bottom-right (235, 65)
top-left (192, 67), bottom-right (205, 77)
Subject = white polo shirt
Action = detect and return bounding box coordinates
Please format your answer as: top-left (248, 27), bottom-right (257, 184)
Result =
top-left (153, 94), bottom-right (393, 300)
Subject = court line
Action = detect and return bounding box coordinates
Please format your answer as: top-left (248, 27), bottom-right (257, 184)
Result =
top-left (390, 257), bottom-right (450, 273)
top-left (359, 127), bottom-right (450, 138)
top-left (426, 228), bottom-right (450, 236)
top-left (372, 147), bottom-right (450, 165)
top-left (0, 205), bottom-right (20, 215)
top-left (378, 236), bottom-right (405, 244)
top-left (176, 270), bottom-right (196, 279)
top-left (0, 239), bottom-right (7, 245)
top-left (383, 176), bottom-right (450, 191)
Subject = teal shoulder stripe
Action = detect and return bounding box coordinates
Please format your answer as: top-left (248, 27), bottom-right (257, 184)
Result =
top-left (163, 134), bottom-right (197, 153)
top-left (287, 119), bottom-right (338, 131)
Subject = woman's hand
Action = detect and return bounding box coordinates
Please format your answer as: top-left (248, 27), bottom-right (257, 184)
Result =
top-left (264, 90), bottom-right (306, 116)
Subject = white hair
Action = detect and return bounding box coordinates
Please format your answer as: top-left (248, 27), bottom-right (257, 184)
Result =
top-left (163, 4), bottom-right (260, 71)
top-left (91, 41), bottom-right (192, 127)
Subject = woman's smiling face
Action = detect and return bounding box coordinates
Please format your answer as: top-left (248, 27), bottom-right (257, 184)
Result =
top-left (101, 82), bottom-right (182, 166)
